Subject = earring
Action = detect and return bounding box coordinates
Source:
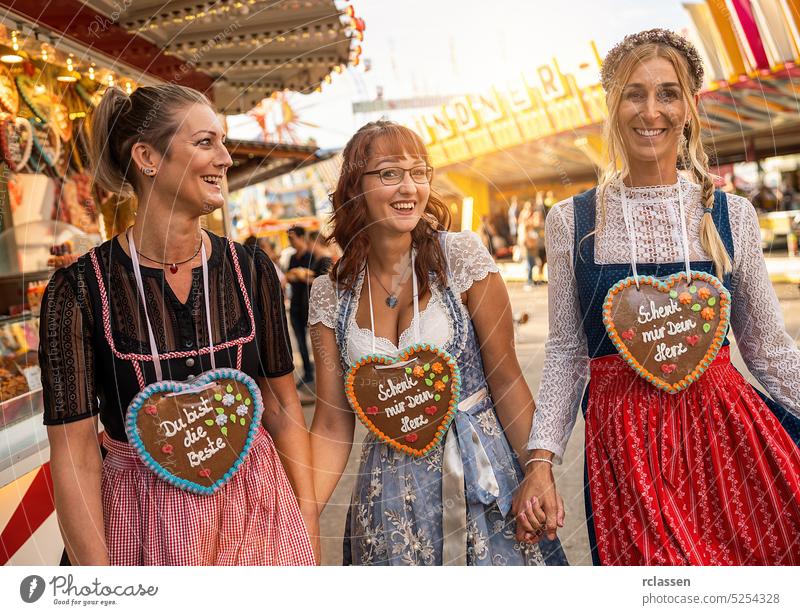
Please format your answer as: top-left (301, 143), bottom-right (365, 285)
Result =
top-left (142, 167), bottom-right (156, 176)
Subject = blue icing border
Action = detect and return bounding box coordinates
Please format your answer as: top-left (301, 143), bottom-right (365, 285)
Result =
top-left (124, 368), bottom-right (265, 496)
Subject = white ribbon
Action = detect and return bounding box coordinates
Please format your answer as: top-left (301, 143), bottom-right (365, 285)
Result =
top-left (619, 176), bottom-right (693, 288)
top-left (127, 229), bottom-right (216, 382)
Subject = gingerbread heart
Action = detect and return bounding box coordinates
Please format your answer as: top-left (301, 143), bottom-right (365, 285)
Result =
top-left (0, 117), bottom-right (33, 172)
top-left (125, 368), bottom-right (264, 495)
top-left (0, 65), bottom-right (19, 115)
top-left (345, 344), bottom-right (461, 457)
top-left (29, 119), bottom-right (61, 172)
top-left (16, 74), bottom-right (50, 123)
top-left (602, 271), bottom-right (730, 394)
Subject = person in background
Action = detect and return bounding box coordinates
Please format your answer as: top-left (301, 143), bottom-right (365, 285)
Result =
top-left (308, 230), bottom-right (333, 276)
top-left (245, 235), bottom-right (286, 291)
top-left (286, 226), bottom-right (316, 385)
top-left (508, 196), bottom-right (520, 244)
top-left (517, 201), bottom-right (540, 290)
top-left (532, 193), bottom-right (548, 284)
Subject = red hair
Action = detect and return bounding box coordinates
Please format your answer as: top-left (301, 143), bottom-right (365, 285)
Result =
top-left (327, 121), bottom-right (451, 296)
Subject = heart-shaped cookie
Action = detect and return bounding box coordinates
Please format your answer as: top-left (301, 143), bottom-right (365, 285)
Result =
top-left (0, 65), bottom-right (19, 115)
top-left (345, 344), bottom-right (461, 457)
top-left (0, 116), bottom-right (33, 172)
top-left (602, 271), bottom-right (731, 394)
top-left (16, 74), bottom-right (50, 123)
top-left (125, 368), bottom-right (264, 495)
top-left (29, 119), bottom-right (61, 172)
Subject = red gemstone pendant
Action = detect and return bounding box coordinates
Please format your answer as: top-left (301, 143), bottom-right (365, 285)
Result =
top-left (169, 264), bottom-right (179, 274)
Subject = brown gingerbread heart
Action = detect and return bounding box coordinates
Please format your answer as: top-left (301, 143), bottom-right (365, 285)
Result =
top-left (345, 345), bottom-right (461, 456)
top-left (602, 271), bottom-right (731, 393)
top-left (126, 371), bottom-right (263, 494)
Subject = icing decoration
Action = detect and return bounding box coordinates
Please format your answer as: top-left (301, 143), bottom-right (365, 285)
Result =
top-left (125, 368), bottom-right (264, 495)
top-left (0, 116), bottom-right (33, 172)
top-left (0, 65), bottom-right (19, 114)
top-left (603, 271), bottom-right (730, 394)
top-left (345, 344), bottom-right (461, 457)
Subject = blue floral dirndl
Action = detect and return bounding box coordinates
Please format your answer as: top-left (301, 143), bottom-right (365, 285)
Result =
top-left (334, 239), bottom-right (569, 566)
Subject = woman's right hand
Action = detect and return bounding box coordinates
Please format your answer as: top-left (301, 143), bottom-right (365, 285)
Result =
top-left (512, 461), bottom-right (565, 544)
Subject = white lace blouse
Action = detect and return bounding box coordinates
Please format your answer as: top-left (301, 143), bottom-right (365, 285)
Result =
top-left (308, 230), bottom-right (499, 366)
top-left (528, 176), bottom-right (800, 462)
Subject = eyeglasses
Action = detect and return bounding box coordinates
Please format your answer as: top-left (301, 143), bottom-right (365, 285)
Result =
top-left (362, 165), bottom-right (433, 186)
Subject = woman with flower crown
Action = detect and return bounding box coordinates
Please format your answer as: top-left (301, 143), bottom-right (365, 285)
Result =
top-left (513, 29), bottom-right (800, 565)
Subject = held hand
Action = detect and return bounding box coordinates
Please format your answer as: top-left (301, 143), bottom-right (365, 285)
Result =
top-left (512, 463), bottom-right (564, 544)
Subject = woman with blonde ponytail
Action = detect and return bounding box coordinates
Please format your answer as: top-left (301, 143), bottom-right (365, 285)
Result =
top-left (38, 84), bottom-right (318, 565)
top-left (515, 29), bottom-right (800, 565)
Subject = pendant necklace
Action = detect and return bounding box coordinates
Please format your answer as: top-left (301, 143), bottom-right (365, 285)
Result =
top-left (137, 233), bottom-right (204, 274)
top-left (368, 256), bottom-right (412, 309)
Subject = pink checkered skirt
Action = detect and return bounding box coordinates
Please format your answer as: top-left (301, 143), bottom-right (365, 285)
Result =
top-left (101, 427), bottom-right (315, 565)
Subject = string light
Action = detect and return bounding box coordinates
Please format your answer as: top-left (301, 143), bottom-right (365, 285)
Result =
top-left (1, 31), bottom-right (24, 64)
top-left (57, 55), bottom-right (79, 82)
top-left (88, 64), bottom-right (96, 80)
top-left (107, 73), bottom-right (114, 87)
top-left (41, 44), bottom-right (48, 62)
top-left (125, 81), bottom-right (133, 95)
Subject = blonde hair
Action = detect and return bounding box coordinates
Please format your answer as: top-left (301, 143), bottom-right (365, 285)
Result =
top-left (90, 84), bottom-right (211, 197)
top-left (597, 42), bottom-right (731, 278)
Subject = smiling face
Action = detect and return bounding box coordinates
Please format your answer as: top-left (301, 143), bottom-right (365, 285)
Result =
top-left (144, 103), bottom-right (232, 215)
top-left (360, 141), bottom-right (431, 236)
top-left (617, 56), bottom-right (690, 175)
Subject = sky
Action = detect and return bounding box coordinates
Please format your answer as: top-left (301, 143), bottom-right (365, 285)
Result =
top-left (229, 0), bottom-right (694, 149)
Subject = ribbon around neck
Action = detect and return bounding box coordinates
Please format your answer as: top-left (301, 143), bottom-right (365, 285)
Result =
top-left (619, 176), bottom-right (693, 289)
top-left (127, 229), bottom-right (216, 383)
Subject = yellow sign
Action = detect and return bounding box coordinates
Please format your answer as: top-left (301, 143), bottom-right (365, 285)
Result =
top-left (408, 44), bottom-right (607, 168)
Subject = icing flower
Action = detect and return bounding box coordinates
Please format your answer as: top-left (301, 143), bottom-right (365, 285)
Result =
top-left (404, 433), bottom-right (419, 443)
top-left (236, 404), bottom-right (248, 416)
top-left (222, 393), bottom-right (235, 407)
top-left (412, 365), bottom-right (425, 378)
top-left (144, 405), bottom-right (158, 416)
top-left (697, 287), bottom-right (711, 300)
top-left (198, 468), bottom-right (211, 478)
top-left (678, 292), bottom-right (692, 305)
top-left (700, 307), bottom-right (715, 321)
top-left (215, 413), bottom-right (228, 426)
top-left (161, 444), bottom-right (174, 455)
top-left (432, 362), bottom-right (444, 374)
top-left (434, 381), bottom-right (446, 392)
top-left (424, 405), bottom-right (437, 415)
top-left (366, 405), bottom-right (379, 415)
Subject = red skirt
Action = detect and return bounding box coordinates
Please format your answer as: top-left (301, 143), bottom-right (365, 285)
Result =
top-left (101, 427), bottom-right (315, 565)
top-left (586, 346), bottom-right (800, 565)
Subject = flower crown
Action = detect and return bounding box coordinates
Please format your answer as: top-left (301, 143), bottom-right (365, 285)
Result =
top-left (601, 28), bottom-right (705, 94)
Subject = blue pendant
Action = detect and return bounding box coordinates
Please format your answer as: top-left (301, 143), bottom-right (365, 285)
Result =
top-left (386, 295), bottom-right (398, 308)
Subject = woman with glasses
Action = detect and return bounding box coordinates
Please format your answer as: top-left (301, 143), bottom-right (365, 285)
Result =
top-left (307, 121), bottom-right (568, 565)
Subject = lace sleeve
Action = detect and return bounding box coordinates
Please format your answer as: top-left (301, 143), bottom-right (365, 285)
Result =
top-left (728, 195), bottom-right (800, 419)
top-left (39, 266), bottom-right (99, 425)
top-left (527, 199), bottom-right (590, 462)
top-left (309, 275), bottom-right (338, 329)
top-left (442, 230), bottom-right (499, 294)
